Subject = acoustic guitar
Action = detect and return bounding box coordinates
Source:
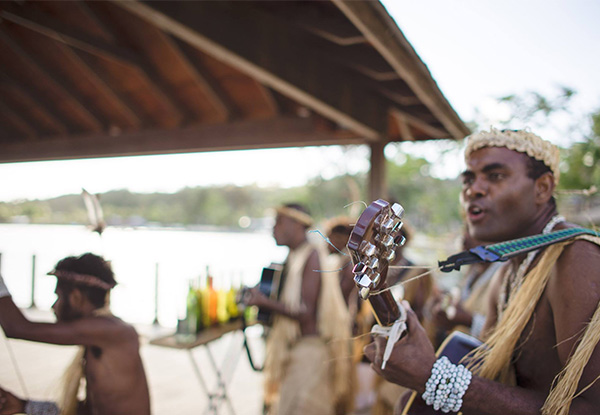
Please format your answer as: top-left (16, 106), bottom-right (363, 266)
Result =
top-left (239, 263), bottom-right (283, 325)
top-left (255, 263), bottom-right (283, 325)
top-left (348, 199), bottom-right (481, 415)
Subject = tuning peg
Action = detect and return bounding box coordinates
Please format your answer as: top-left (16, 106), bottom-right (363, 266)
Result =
top-left (391, 203), bottom-right (404, 218)
top-left (380, 234), bottom-right (395, 248)
top-left (366, 257), bottom-right (379, 270)
top-left (394, 235), bottom-right (406, 246)
top-left (360, 241), bottom-right (377, 257)
top-left (385, 249), bottom-right (396, 262)
top-left (360, 287), bottom-right (371, 299)
top-left (354, 274), bottom-right (373, 288)
top-left (371, 272), bottom-right (381, 286)
top-left (352, 262), bottom-right (368, 274)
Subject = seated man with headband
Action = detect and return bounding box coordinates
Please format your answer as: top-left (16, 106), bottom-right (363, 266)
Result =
top-left (0, 253), bottom-right (150, 415)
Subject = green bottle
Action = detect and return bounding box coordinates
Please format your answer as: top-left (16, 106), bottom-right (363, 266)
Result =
top-left (186, 280), bottom-right (199, 334)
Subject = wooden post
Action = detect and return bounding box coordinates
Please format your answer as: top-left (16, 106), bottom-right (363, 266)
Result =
top-left (369, 141), bottom-right (388, 202)
top-left (30, 254), bottom-right (37, 309)
top-left (153, 262), bottom-right (160, 325)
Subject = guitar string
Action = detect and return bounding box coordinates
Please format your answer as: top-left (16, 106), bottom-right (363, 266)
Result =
top-left (369, 266), bottom-right (441, 295)
top-left (343, 200), bottom-right (368, 210)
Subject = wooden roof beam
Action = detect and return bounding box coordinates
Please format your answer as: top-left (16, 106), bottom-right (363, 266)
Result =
top-left (390, 108), bottom-right (448, 140)
top-left (0, 72), bottom-right (69, 135)
top-left (0, 28), bottom-right (104, 132)
top-left (172, 37), bottom-right (239, 121)
top-left (0, 10), bottom-right (139, 67)
top-left (113, 0), bottom-right (389, 141)
top-left (392, 111), bottom-right (415, 141)
top-left (1, 7), bottom-right (187, 125)
top-left (295, 15), bottom-right (367, 46)
top-left (332, 0), bottom-right (470, 140)
top-left (0, 116), bottom-right (364, 163)
top-left (0, 99), bottom-right (37, 140)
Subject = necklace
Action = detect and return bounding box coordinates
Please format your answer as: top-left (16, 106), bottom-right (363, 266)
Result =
top-left (498, 214), bottom-right (565, 314)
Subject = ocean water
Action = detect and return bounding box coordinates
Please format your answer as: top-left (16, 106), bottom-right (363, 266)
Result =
top-left (0, 224), bottom-right (288, 327)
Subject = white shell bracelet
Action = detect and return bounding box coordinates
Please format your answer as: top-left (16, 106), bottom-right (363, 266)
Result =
top-left (422, 356), bottom-right (472, 413)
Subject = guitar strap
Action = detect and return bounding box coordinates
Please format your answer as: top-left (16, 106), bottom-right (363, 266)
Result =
top-left (438, 228), bottom-right (600, 272)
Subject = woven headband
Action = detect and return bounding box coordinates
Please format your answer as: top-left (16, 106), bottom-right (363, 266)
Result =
top-left (464, 128), bottom-right (560, 185)
top-left (276, 206), bottom-right (313, 227)
top-left (48, 269), bottom-right (115, 291)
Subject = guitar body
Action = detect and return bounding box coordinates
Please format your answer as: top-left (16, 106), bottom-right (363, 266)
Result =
top-left (255, 264), bottom-right (283, 325)
top-left (401, 331), bottom-right (482, 415)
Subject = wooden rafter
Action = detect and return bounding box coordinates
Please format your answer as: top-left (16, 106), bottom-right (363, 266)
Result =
top-left (0, 72), bottom-right (69, 135)
top-left (172, 37), bottom-right (239, 122)
top-left (68, 49), bottom-right (144, 129)
top-left (82, 2), bottom-right (201, 124)
top-left (0, 27), bottom-right (103, 132)
top-left (113, 0), bottom-right (388, 141)
top-left (332, 0), bottom-right (470, 140)
top-left (0, 99), bottom-right (37, 140)
top-left (0, 9), bottom-right (139, 67)
top-left (1, 6), bottom-right (186, 126)
top-left (0, 116), bottom-right (363, 163)
top-left (254, 83), bottom-right (280, 117)
top-left (390, 108), bottom-right (448, 140)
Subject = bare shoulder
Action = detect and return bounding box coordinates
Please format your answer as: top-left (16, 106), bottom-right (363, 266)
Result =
top-left (75, 314), bottom-right (140, 345)
top-left (548, 236), bottom-right (600, 333)
top-left (303, 248), bottom-right (321, 276)
top-left (551, 237), bottom-right (600, 296)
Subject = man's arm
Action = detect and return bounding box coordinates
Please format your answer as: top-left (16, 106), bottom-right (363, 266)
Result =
top-left (365, 304), bottom-right (549, 415)
top-left (546, 239), bottom-right (600, 412)
top-left (244, 249), bottom-right (321, 334)
top-left (0, 275), bottom-right (128, 348)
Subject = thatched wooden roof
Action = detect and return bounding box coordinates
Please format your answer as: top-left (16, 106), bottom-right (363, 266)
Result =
top-left (0, 0), bottom-right (469, 165)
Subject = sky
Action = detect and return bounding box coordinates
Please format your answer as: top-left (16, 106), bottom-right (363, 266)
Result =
top-left (1, 0), bottom-right (599, 202)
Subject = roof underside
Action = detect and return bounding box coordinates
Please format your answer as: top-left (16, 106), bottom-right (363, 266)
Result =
top-left (0, 0), bottom-right (470, 163)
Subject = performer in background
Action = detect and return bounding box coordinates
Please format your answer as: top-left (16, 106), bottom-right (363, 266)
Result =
top-left (244, 204), bottom-right (351, 415)
top-left (0, 253), bottom-right (150, 415)
top-left (431, 228), bottom-right (502, 340)
top-left (365, 128), bottom-right (600, 415)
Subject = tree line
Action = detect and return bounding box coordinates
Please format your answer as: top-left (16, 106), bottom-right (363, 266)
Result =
top-left (1, 88), bottom-right (598, 234)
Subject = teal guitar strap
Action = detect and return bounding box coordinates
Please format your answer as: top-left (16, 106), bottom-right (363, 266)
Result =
top-left (439, 228), bottom-right (600, 272)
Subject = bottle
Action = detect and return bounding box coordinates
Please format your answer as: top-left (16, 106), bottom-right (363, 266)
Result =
top-left (185, 280), bottom-right (199, 334)
top-left (226, 274), bottom-right (240, 320)
top-left (195, 276), bottom-right (204, 332)
top-left (206, 267), bottom-right (218, 326)
top-left (216, 276), bottom-right (230, 325)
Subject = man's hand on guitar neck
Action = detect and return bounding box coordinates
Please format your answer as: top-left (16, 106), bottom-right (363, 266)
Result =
top-left (242, 286), bottom-right (270, 308)
top-left (363, 301), bottom-right (436, 394)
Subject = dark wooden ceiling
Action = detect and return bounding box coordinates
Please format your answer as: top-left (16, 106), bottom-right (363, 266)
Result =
top-left (0, 0), bottom-right (470, 164)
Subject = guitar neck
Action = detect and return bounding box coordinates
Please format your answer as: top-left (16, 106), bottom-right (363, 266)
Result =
top-left (368, 288), bottom-right (401, 327)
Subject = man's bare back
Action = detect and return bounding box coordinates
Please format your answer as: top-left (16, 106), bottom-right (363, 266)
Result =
top-left (79, 316), bottom-right (150, 415)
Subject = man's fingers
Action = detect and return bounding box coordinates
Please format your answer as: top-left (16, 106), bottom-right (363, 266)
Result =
top-left (402, 301), bottom-right (422, 333)
top-left (364, 336), bottom-right (387, 369)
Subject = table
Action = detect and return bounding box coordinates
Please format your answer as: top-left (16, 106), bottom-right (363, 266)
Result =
top-left (150, 320), bottom-right (248, 415)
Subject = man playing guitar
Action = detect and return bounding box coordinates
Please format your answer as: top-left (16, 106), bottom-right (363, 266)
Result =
top-left (243, 203), bottom-right (351, 415)
top-left (361, 129), bottom-right (600, 415)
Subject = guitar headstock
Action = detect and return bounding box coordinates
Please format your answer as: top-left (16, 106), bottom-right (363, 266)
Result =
top-left (347, 199), bottom-right (406, 300)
